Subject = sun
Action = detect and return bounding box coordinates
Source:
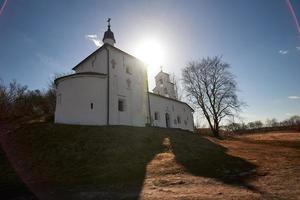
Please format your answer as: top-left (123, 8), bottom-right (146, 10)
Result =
top-left (134, 38), bottom-right (165, 70)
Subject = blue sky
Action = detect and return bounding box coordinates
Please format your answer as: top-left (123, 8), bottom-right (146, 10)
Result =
top-left (0, 0), bottom-right (299, 122)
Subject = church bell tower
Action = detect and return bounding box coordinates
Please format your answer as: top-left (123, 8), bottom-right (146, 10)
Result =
top-left (153, 68), bottom-right (177, 99)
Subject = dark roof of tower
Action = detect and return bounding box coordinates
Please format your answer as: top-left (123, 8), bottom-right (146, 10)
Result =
top-left (102, 26), bottom-right (116, 43)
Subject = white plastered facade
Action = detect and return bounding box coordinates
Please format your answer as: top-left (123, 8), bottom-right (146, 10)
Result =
top-left (55, 44), bottom-right (149, 127)
top-left (149, 93), bottom-right (194, 131)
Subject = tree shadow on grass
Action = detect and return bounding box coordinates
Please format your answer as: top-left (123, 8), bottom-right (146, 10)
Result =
top-left (2, 124), bottom-right (259, 200)
top-left (169, 131), bottom-right (258, 191)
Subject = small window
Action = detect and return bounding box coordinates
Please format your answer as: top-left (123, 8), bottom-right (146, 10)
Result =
top-left (118, 99), bottom-right (125, 111)
top-left (174, 119), bottom-right (177, 125)
top-left (126, 79), bottom-right (131, 89)
top-left (57, 94), bottom-right (62, 105)
top-left (177, 116), bottom-right (181, 124)
top-left (184, 120), bottom-right (187, 126)
top-left (154, 112), bottom-right (160, 121)
top-left (92, 56), bottom-right (96, 68)
top-left (126, 66), bottom-right (131, 74)
top-left (159, 78), bottom-right (163, 84)
top-left (111, 59), bottom-right (116, 69)
top-left (164, 88), bottom-right (168, 94)
top-left (90, 103), bottom-right (94, 109)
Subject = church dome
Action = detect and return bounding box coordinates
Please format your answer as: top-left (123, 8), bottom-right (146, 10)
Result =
top-left (102, 27), bottom-right (116, 43)
top-left (102, 18), bottom-right (116, 45)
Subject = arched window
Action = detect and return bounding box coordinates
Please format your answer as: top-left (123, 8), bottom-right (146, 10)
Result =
top-left (111, 59), bottom-right (116, 69)
top-left (154, 112), bottom-right (160, 121)
top-left (118, 99), bottom-right (125, 111)
top-left (177, 116), bottom-right (181, 124)
top-left (126, 65), bottom-right (131, 74)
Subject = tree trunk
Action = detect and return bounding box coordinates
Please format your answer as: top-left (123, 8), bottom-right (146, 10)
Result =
top-left (212, 121), bottom-right (220, 138)
top-left (212, 128), bottom-right (219, 138)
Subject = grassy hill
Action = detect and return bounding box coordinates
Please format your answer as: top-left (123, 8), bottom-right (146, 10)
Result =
top-left (0, 123), bottom-right (256, 199)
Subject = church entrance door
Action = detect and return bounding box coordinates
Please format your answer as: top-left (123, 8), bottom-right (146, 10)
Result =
top-left (165, 113), bottom-right (170, 128)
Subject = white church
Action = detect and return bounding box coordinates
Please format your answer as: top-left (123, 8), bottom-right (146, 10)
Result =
top-left (54, 21), bottom-right (194, 131)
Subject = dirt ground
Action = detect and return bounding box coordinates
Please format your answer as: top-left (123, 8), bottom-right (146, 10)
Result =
top-left (140, 132), bottom-right (300, 200)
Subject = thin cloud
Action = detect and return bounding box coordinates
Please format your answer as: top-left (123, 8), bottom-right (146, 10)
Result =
top-left (86, 34), bottom-right (97, 39)
top-left (279, 50), bottom-right (288, 55)
top-left (36, 53), bottom-right (61, 70)
top-left (85, 34), bottom-right (102, 47)
top-left (296, 46), bottom-right (300, 50)
top-left (288, 96), bottom-right (300, 100)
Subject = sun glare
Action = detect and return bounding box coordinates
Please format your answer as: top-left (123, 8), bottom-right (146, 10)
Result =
top-left (134, 39), bottom-right (165, 70)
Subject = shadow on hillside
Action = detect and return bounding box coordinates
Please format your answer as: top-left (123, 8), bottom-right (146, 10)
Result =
top-left (1, 124), bottom-right (258, 200)
top-left (169, 132), bottom-right (258, 190)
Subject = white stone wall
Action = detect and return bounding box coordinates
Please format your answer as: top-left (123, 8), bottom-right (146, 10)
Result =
top-left (107, 46), bottom-right (149, 126)
top-left (149, 93), bottom-right (194, 131)
top-left (74, 50), bottom-right (108, 74)
top-left (55, 74), bottom-right (107, 125)
top-left (56, 44), bottom-right (150, 127)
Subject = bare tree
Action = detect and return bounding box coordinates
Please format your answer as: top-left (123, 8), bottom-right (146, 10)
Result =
top-left (265, 118), bottom-right (278, 127)
top-left (182, 56), bottom-right (244, 137)
top-left (0, 79), bottom-right (28, 120)
top-left (0, 76), bottom-right (59, 122)
top-left (247, 121), bottom-right (256, 129)
top-left (283, 115), bottom-right (300, 126)
top-left (0, 79), bottom-right (8, 120)
top-left (254, 120), bottom-right (263, 129)
top-left (247, 120), bottom-right (263, 129)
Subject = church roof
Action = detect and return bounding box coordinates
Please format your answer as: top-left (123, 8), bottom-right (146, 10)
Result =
top-left (149, 92), bottom-right (194, 112)
top-left (54, 72), bottom-right (106, 85)
top-left (72, 43), bottom-right (144, 71)
top-left (154, 70), bottom-right (170, 79)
